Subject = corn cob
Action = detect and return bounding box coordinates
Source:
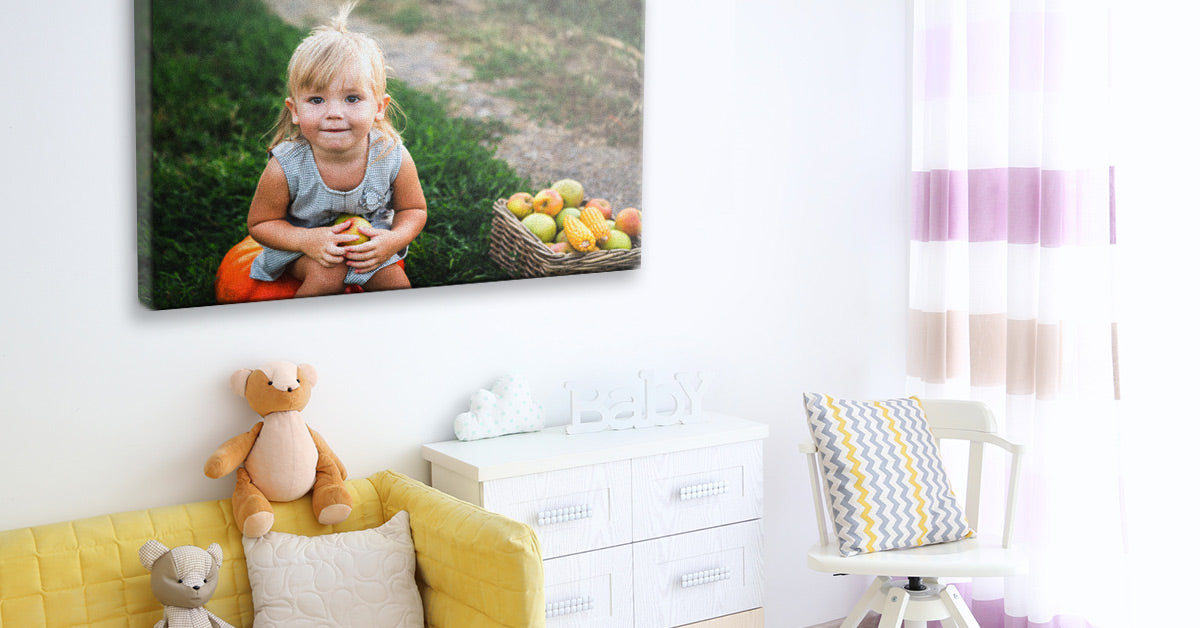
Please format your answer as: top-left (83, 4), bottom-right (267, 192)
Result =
top-left (579, 206), bottom-right (611, 243)
top-left (563, 215), bottom-right (597, 252)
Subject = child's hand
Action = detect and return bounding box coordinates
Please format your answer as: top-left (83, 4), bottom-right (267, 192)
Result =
top-left (302, 221), bottom-right (362, 267)
top-left (342, 223), bottom-right (403, 274)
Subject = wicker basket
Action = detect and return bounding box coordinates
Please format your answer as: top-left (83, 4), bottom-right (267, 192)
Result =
top-left (487, 198), bottom-right (641, 278)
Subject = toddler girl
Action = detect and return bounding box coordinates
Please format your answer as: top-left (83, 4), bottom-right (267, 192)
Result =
top-left (247, 2), bottom-right (426, 296)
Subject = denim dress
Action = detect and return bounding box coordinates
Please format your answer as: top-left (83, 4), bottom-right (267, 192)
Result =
top-left (250, 130), bottom-right (406, 285)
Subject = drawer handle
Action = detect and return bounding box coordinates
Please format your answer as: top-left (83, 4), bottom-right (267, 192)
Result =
top-left (680, 567), bottom-right (731, 589)
top-left (547, 596), bottom-right (594, 617)
top-left (679, 480), bottom-right (728, 501)
top-left (537, 504), bottom-right (592, 526)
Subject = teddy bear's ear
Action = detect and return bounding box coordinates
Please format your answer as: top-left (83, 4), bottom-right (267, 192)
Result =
top-left (205, 543), bottom-right (224, 568)
top-left (138, 540), bottom-right (169, 571)
top-left (230, 368), bottom-right (253, 398)
top-left (299, 363), bottom-right (318, 388)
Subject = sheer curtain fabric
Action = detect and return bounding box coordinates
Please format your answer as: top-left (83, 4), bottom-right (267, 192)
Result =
top-left (908, 1), bottom-right (1124, 627)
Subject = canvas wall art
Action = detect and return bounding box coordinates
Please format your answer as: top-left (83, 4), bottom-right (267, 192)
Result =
top-left (137, 0), bottom-right (644, 310)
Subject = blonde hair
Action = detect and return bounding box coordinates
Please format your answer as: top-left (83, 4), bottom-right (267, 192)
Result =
top-left (268, 2), bottom-right (404, 154)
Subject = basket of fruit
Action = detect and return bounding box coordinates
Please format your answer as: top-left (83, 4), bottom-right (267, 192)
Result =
top-left (488, 179), bottom-right (642, 279)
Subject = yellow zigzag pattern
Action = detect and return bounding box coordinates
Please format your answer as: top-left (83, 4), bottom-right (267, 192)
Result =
top-left (876, 400), bottom-right (931, 546)
top-left (828, 395), bottom-right (879, 553)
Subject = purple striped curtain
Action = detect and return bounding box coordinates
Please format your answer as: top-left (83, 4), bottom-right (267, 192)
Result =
top-left (908, 1), bottom-right (1125, 626)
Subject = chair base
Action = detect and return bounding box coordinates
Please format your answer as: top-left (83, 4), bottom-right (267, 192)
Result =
top-left (839, 576), bottom-right (979, 628)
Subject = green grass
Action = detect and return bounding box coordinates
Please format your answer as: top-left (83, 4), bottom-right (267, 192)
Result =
top-left (142, 0), bottom-right (529, 309)
top-left (492, 0), bottom-right (644, 50)
top-left (360, 0), bottom-right (428, 34)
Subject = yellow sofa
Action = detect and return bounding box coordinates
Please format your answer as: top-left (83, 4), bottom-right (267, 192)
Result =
top-left (0, 471), bottom-right (545, 628)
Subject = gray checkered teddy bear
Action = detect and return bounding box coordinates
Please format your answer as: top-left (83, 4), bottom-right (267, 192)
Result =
top-left (139, 540), bottom-right (236, 628)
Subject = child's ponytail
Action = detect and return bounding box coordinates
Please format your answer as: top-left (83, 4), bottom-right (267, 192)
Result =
top-left (323, 2), bottom-right (356, 36)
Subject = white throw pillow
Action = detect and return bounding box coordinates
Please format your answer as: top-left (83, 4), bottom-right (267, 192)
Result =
top-left (243, 510), bottom-right (423, 627)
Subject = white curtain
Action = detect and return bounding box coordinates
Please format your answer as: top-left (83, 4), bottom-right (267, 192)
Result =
top-left (908, 1), bottom-right (1126, 626)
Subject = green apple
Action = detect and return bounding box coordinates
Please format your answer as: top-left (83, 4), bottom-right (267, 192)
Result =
top-left (551, 178), bottom-right (585, 208)
top-left (600, 229), bottom-right (632, 250)
top-left (522, 213), bottom-right (557, 242)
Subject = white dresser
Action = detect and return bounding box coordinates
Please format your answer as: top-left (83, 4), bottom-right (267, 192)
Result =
top-left (421, 414), bottom-right (768, 628)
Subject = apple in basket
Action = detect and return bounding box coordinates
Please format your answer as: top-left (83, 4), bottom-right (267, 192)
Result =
top-left (614, 208), bottom-right (641, 238)
top-left (506, 192), bottom-right (534, 219)
top-left (601, 230), bottom-right (633, 250)
top-left (551, 178), bottom-right (585, 209)
top-left (522, 213), bottom-right (557, 243)
top-left (532, 189), bottom-right (564, 217)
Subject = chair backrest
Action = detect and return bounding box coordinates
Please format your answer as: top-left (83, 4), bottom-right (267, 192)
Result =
top-left (923, 399), bottom-right (998, 532)
top-left (802, 398), bottom-right (1023, 549)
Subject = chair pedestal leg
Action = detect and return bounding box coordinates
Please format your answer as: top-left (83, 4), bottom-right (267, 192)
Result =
top-left (839, 578), bottom-right (982, 628)
top-left (839, 576), bottom-right (889, 628)
top-left (878, 585), bottom-right (910, 627)
top-left (939, 584), bottom-right (980, 628)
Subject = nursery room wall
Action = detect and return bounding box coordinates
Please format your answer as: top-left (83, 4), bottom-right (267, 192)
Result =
top-left (0, 1), bottom-right (907, 626)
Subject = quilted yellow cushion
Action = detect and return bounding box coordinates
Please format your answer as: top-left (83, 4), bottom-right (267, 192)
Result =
top-left (374, 472), bottom-right (545, 628)
top-left (0, 471), bottom-right (544, 628)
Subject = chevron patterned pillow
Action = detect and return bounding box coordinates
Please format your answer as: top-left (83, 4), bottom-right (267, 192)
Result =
top-left (803, 394), bottom-right (973, 556)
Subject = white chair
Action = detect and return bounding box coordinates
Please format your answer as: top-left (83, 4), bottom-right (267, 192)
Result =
top-left (799, 399), bottom-right (1028, 628)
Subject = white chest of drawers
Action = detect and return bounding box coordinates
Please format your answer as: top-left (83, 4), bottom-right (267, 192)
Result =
top-left (421, 414), bottom-right (768, 628)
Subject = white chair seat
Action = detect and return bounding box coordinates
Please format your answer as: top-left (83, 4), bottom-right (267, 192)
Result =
top-left (808, 534), bottom-right (1028, 578)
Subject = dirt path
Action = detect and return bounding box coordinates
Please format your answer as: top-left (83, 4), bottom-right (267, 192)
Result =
top-left (261, 0), bottom-right (643, 209)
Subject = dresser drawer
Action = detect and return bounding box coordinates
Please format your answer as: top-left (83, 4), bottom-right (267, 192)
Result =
top-left (631, 440), bottom-right (763, 540)
top-left (481, 459), bottom-right (632, 558)
top-left (544, 544), bottom-right (634, 628)
top-left (632, 519), bottom-right (764, 628)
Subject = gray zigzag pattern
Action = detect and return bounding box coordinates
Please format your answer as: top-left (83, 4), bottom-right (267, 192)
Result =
top-left (895, 399), bottom-right (971, 541)
top-left (805, 393), bottom-right (867, 552)
top-left (846, 399), bottom-right (911, 551)
top-left (805, 394), bottom-right (972, 555)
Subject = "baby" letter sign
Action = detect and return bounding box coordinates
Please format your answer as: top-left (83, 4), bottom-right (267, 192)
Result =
top-left (564, 370), bottom-right (710, 434)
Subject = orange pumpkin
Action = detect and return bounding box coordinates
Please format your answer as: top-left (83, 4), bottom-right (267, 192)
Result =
top-left (215, 235), bottom-right (403, 304)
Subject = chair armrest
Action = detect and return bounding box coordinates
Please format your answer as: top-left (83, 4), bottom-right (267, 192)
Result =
top-left (998, 439), bottom-right (1023, 549)
top-left (936, 428), bottom-right (1024, 455)
top-left (371, 471), bottom-right (545, 628)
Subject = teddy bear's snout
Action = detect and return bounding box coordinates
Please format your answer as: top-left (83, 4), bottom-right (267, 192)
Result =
top-left (177, 571), bottom-right (209, 591)
top-left (266, 379), bottom-right (300, 392)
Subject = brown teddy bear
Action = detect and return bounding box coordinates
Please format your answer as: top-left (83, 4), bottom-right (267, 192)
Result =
top-left (139, 540), bottom-right (236, 628)
top-left (204, 361), bottom-right (353, 538)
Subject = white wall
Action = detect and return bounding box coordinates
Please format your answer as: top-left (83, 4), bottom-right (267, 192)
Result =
top-left (0, 1), bottom-right (909, 626)
top-left (1110, 5), bottom-right (1200, 625)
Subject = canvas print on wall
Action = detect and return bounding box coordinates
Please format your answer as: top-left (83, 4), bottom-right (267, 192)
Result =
top-left (136, 0), bottom-right (643, 310)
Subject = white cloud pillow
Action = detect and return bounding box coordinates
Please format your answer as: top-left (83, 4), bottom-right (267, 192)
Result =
top-left (243, 511), bottom-right (423, 627)
top-left (454, 374), bottom-right (544, 440)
